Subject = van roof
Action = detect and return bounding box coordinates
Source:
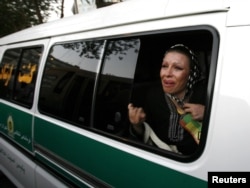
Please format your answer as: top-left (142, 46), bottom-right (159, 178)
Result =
top-left (0, 0), bottom-right (248, 45)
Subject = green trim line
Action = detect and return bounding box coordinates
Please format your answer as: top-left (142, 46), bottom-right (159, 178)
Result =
top-left (34, 117), bottom-right (206, 187)
top-left (0, 103), bottom-right (33, 151)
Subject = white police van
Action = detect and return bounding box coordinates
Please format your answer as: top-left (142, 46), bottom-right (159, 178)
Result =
top-left (0, 0), bottom-right (250, 187)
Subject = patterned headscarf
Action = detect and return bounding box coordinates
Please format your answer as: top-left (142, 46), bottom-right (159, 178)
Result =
top-left (165, 44), bottom-right (201, 106)
top-left (165, 44), bottom-right (201, 143)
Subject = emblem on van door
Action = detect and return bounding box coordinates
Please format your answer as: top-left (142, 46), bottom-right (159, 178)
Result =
top-left (7, 115), bottom-right (14, 137)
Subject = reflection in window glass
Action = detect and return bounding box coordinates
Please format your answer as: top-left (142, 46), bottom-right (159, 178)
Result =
top-left (94, 39), bottom-right (140, 135)
top-left (102, 39), bottom-right (140, 79)
top-left (0, 49), bottom-right (21, 99)
top-left (14, 48), bottom-right (42, 107)
top-left (39, 40), bottom-right (105, 127)
top-left (0, 47), bottom-right (42, 108)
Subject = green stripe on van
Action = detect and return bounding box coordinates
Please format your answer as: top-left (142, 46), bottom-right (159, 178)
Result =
top-left (0, 103), bottom-right (33, 151)
top-left (34, 117), bottom-right (206, 187)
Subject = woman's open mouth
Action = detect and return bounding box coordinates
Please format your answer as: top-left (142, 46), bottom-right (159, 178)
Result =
top-left (163, 80), bottom-right (175, 88)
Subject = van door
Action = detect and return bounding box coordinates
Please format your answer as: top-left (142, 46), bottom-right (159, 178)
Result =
top-left (0, 39), bottom-right (49, 152)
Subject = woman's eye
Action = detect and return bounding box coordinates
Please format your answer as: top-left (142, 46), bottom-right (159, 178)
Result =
top-left (175, 66), bottom-right (183, 70)
top-left (162, 64), bottom-right (168, 68)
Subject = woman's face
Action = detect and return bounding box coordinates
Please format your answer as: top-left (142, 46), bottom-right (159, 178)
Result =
top-left (160, 51), bottom-right (190, 99)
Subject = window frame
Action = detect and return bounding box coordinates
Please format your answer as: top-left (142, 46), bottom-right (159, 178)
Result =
top-left (38, 25), bottom-right (219, 162)
top-left (92, 25), bottom-right (219, 162)
top-left (0, 46), bottom-right (43, 108)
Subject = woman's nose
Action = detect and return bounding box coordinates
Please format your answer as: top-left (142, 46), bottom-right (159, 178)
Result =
top-left (165, 67), bottom-right (173, 76)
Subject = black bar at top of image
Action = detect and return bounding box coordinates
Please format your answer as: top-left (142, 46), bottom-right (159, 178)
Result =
top-left (208, 172), bottom-right (250, 188)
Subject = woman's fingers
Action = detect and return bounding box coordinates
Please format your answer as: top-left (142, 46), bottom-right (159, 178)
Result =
top-left (128, 103), bottom-right (146, 125)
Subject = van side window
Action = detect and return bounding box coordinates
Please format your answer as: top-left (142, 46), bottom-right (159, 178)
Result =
top-left (38, 27), bottom-right (217, 159)
top-left (0, 47), bottom-right (42, 108)
top-left (92, 28), bottom-right (216, 158)
top-left (126, 30), bottom-right (214, 157)
top-left (39, 40), bottom-right (105, 127)
top-left (93, 39), bottom-right (140, 135)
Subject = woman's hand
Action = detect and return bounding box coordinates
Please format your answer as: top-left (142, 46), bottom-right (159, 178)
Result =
top-left (128, 103), bottom-right (146, 125)
top-left (183, 103), bottom-right (205, 121)
top-left (128, 103), bottom-right (146, 135)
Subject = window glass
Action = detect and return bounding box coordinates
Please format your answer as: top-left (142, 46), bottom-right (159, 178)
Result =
top-left (0, 47), bottom-right (42, 108)
top-left (94, 39), bottom-right (140, 135)
top-left (14, 48), bottom-right (41, 106)
top-left (39, 40), bottom-right (104, 127)
top-left (0, 48), bottom-right (21, 99)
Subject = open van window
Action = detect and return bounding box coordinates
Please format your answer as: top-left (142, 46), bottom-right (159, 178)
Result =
top-left (93, 26), bottom-right (217, 159)
top-left (93, 26), bottom-right (219, 160)
top-left (124, 28), bottom-right (215, 158)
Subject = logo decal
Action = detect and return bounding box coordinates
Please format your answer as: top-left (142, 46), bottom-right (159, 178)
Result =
top-left (7, 115), bottom-right (14, 136)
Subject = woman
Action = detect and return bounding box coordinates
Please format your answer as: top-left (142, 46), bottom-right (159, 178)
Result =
top-left (128, 44), bottom-right (206, 155)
